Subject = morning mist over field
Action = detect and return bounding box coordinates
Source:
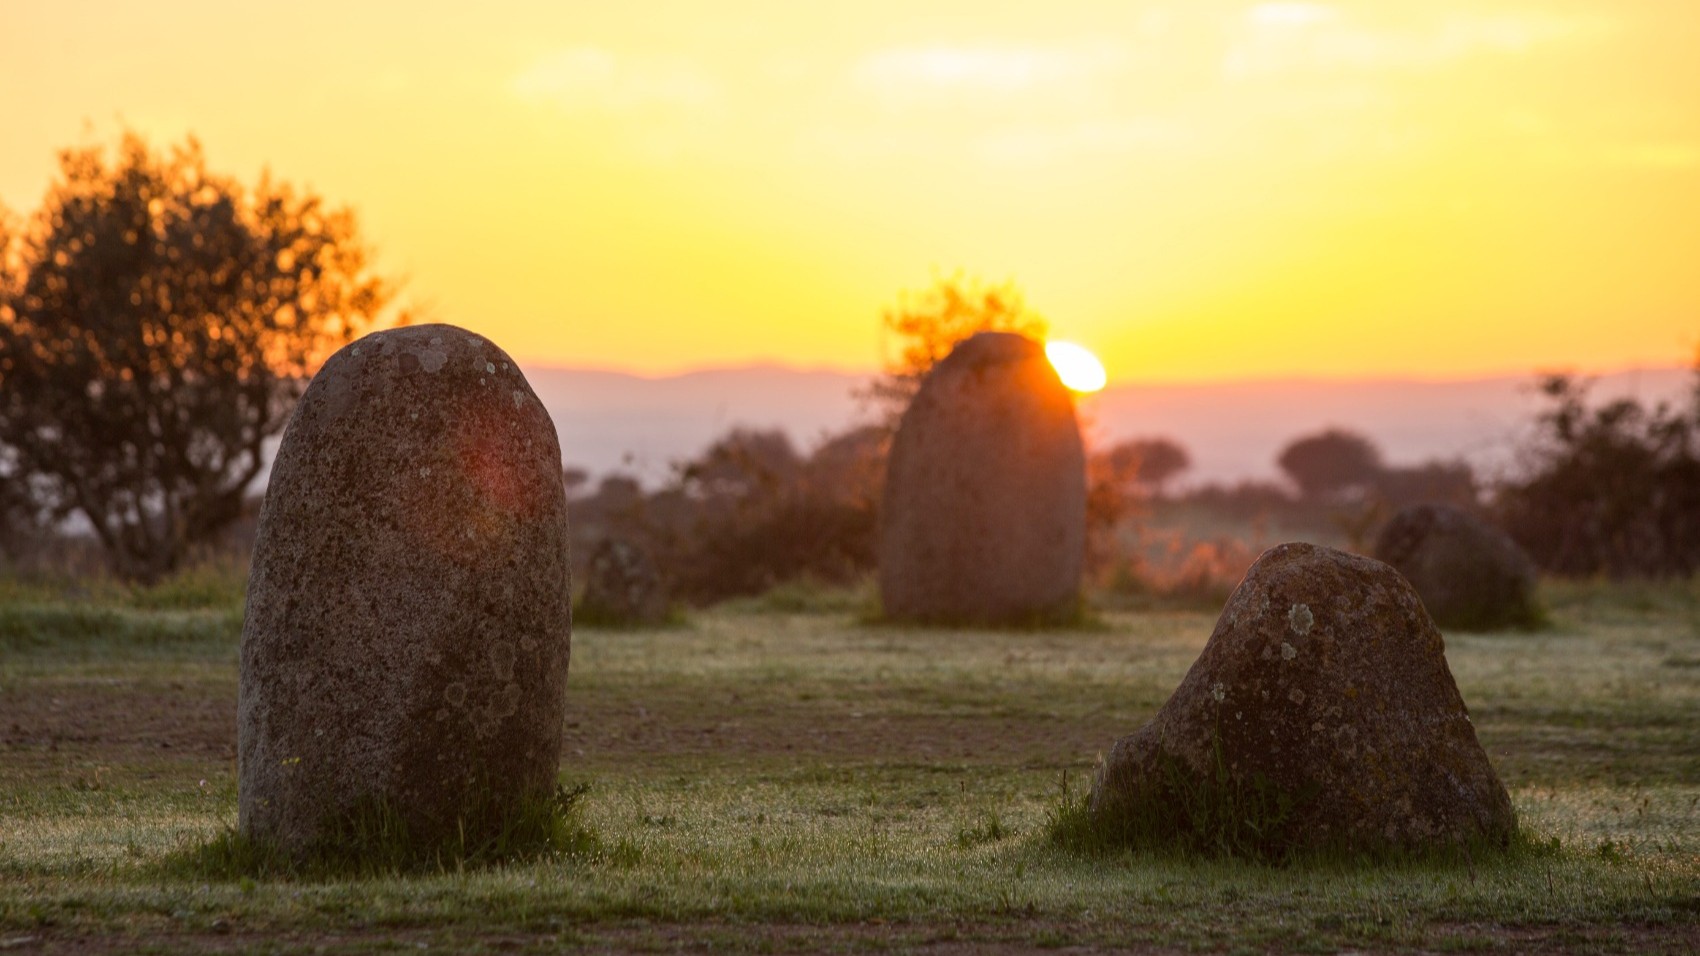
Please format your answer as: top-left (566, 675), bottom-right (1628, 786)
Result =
top-left (525, 362), bottom-right (1692, 486)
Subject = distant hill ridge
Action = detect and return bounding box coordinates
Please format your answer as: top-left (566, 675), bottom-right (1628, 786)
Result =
top-left (521, 363), bottom-right (1692, 488)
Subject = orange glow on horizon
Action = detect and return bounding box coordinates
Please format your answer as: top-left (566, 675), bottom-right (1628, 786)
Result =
top-left (1, 2), bottom-right (1697, 384)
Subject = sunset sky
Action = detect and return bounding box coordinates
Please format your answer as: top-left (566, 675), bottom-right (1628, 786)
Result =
top-left (2, 1), bottom-right (1697, 383)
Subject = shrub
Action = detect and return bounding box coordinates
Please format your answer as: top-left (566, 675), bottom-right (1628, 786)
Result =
top-left (567, 425), bottom-right (883, 607)
top-left (1496, 373), bottom-right (1700, 577)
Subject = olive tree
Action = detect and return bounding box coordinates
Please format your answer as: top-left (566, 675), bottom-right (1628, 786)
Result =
top-left (1100, 436), bottom-right (1192, 497)
top-left (1276, 428), bottom-right (1384, 500)
top-left (0, 131), bottom-right (394, 581)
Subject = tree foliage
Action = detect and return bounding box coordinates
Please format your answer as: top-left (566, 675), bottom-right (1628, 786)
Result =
top-left (862, 274), bottom-right (1048, 424)
top-left (1083, 437), bottom-right (1191, 576)
top-left (0, 131), bottom-right (394, 581)
top-left (1100, 437), bottom-right (1192, 496)
top-left (1276, 428), bottom-right (1384, 500)
top-left (665, 427), bottom-right (877, 603)
top-left (566, 425), bottom-right (884, 606)
top-left (1496, 373), bottom-right (1700, 577)
top-left (679, 427), bottom-right (803, 501)
top-left (0, 209), bottom-right (43, 558)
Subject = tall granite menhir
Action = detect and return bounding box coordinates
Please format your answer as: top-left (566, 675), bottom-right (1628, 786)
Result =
top-left (880, 332), bottom-right (1086, 624)
top-left (239, 324), bottom-right (572, 855)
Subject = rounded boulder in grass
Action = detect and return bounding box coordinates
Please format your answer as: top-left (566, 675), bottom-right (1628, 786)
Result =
top-left (1092, 542), bottom-right (1516, 856)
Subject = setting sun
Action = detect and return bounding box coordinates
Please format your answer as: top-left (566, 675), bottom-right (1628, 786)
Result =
top-left (1044, 340), bottom-right (1107, 393)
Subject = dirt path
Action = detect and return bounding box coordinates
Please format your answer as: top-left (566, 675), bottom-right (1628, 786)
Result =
top-left (0, 681), bottom-right (1119, 773)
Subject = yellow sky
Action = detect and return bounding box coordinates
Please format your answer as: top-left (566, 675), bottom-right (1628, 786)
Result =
top-left (2, 1), bottom-right (1697, 383)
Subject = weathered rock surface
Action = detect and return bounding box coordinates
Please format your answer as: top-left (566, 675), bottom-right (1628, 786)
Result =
top-left (1092, 542), bottom-right (1515, 854)
top-left (1373, 503), bottom-right (1540, 631)
top-left (577, 537), bottom-right (668, 626)
top-left (879, 332), bottom-right (1086, 624)
top-left (238, 324), bottom-right (572, 854)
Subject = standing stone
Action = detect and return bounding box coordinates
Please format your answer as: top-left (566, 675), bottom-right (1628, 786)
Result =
top-left (1092, 543), bottom-right (1515, 854)
top-left (239, 324), bottom-right (571, 854)
top-left (1373, 503), bottom-right (1541, 631)
top-left (577, 537), bottom-right (668, 626)
top-left (879, 332), bottom-right (1086, 625)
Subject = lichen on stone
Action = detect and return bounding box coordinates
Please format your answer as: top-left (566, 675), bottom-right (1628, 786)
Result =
top-left (1288, 603), bottom-right (1314, 635)
top-left (417, 347), bottom-right (448, 373)
top-left (237, 322), bottom-right (572, 858)
top-left (1090, 542), bottom-right (1517, 857)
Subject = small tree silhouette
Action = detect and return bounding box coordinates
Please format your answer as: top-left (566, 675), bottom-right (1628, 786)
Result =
top-left (1276, 428), bottom-right (1383, 500)
top-left (1101, 436), bottom-right (1192, 498)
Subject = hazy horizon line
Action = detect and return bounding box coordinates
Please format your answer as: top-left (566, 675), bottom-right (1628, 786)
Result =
top-left (511, 356), bottom-right (1693, 390)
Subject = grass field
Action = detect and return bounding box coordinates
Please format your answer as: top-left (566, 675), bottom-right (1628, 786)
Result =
top-left (1, 572), bottom-right (1696, 953)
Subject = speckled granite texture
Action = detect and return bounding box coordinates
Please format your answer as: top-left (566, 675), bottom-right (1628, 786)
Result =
top-left (1093, 542), bottom-right (1515, 852)
top-left (879, 332), bottom-right (1085, 625)
top-left (238, 324), bottom-right (571, 853)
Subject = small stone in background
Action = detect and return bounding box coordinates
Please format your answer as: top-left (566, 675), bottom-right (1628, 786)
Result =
top-left (1373, 503), bottom-right (1542, 631)
top-left (577, 537), bottom-right (669, 627)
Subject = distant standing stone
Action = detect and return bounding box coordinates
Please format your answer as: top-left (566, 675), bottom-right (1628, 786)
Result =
top-left (577, 537), bottom-right (669, 626)
top-left (239, 324), bottom-right (572, 854)
top-left (879, 332), bottom-right (1086, 625)
top-left (1373, 503), bottom-right (1541, 631)
top-left (1092, 543), bottom-right (1516, 854)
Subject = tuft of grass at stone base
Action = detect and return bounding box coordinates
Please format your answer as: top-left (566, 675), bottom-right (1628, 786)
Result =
top-left (173, 783), bottom-right (601, 881)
